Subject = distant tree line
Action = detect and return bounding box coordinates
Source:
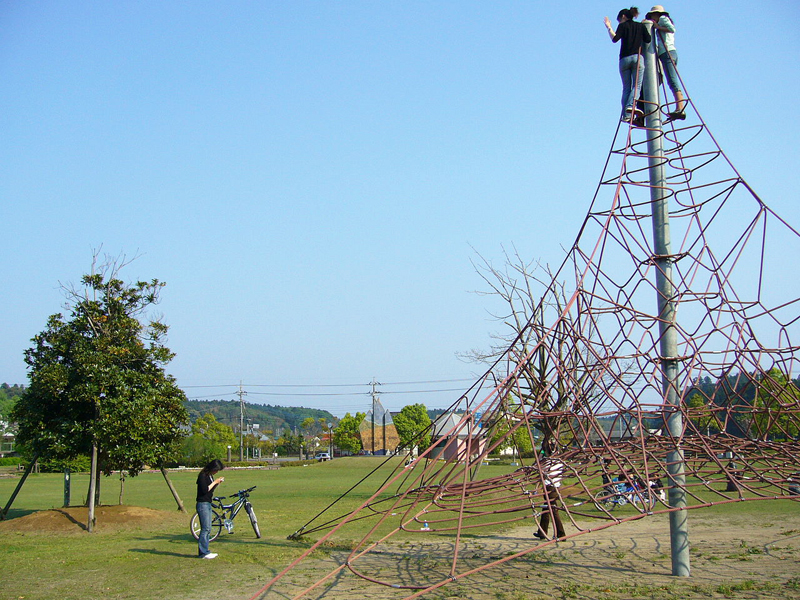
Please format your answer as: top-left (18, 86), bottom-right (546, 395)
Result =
top-left (684, 369), bottom-right (800, 440)
top-left (184, 399), bottom-right (334, 435)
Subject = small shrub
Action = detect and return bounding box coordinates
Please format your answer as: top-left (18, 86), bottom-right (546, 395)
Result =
top-left (38, 455), bottom-right (92, 473)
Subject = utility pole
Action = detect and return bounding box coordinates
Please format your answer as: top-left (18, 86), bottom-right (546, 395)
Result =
top-left (237, 382), bottom-right (247, 462)
top-left (370, 378), bottom-right (380, 454)
top-left (642, 21), bottom-right (690, 577)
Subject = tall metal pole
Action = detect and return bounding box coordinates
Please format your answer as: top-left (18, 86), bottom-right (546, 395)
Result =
top-left (371, 378), bottom-right (379, 455)
top-left (237, 382), bottom-right (247, 462)
top-left (642, 21), bottom-right (690, 577)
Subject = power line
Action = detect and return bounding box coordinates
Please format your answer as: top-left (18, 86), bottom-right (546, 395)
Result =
top-left (181, 377), bottom-right (476, 390)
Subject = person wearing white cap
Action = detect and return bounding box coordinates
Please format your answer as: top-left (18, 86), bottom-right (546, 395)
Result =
top-left (646, 5), bottom-right (686, 121)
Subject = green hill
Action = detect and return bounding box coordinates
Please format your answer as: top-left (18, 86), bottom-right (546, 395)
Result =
top-left (183, 399), bottom-right (334, 435)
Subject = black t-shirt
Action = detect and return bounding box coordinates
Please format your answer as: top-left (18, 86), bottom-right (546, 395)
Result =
top-left (196, 472), bottom-right (215, 503)
top-left (613, 20), bottom-right (651, 58)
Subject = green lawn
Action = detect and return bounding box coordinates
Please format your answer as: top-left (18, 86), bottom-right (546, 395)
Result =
top-left (0, 458), bottom-right (519, 600)
top-left (1, 458), bottom-right (798, 600)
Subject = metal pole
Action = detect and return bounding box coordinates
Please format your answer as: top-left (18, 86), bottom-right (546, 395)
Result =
top-left (238, 382), bottom-right (247, 462)
top-left (63, 467), bottom-right (71, 508)
top-left (643, 21), bottom-right (690, 577)
top-left (371, 379), bottom-right (377, 455)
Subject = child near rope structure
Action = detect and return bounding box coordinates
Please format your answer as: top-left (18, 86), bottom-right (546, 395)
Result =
top-left (604, 7), bottom-right (651, 124)
top-left (534, 439), bottom-right (566, 540)
top-left (646, 5), bottom-right (686, 121)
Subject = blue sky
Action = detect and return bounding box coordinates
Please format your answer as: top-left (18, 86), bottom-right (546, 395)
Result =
top-left (2, 1), bottom-right (798, 417)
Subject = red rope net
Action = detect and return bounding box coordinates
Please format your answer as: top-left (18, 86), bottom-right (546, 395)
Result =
top-left (252, 69), bottom-right (800, 600)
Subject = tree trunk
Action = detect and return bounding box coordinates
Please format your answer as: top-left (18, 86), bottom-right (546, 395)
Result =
top-left (119, 471), bottom-right (125, 505)
top-left (87, 442), bottom-right (98, 532)
top-left (160, 466), bottom-right (186, 513)
top-left (94, 466), bottom-right (101, 506)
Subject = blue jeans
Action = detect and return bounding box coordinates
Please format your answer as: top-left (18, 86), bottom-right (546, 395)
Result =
top-left (619, 54), bottom-right (644, 116)
top-left (196, 501), bottom-right (213, 556)
top-left (658, 50), bottom-right (681, 94)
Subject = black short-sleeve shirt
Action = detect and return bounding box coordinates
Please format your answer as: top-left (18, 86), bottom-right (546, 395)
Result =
top-left (196, 472), bottom-right (215, 503)
top-left (613, 20), bottom-right (652, 58)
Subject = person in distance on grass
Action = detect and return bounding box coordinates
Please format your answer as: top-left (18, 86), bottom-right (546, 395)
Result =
top-left (196, 458), bottom-right (225, 559)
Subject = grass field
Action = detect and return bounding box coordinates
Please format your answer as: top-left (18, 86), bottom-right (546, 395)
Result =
top-left (1, 459), bottom-right (799, 600)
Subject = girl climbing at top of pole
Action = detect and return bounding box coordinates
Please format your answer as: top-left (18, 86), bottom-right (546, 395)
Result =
top-left (604, 7), bottom-right (651, 124)
top-left (603, 6), bottom-right (652, 121)
top-left (646, 5), bottom-right (686, 121)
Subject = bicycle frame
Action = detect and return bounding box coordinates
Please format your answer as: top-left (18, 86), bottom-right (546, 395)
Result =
top-left (215, 494), bottom-right (246, 524)
top-left (191, 485), bottom-right (261, 540)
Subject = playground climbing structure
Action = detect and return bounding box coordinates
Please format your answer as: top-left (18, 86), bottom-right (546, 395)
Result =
top-left (250, 39), bottom-right (800, 600)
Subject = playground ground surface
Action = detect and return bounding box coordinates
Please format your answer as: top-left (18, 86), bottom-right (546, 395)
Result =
top-left (1, 462), bottom-right (799, 600)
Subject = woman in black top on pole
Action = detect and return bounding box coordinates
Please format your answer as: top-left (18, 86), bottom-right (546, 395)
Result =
top-left (604, 7), bottom-right (652, 123)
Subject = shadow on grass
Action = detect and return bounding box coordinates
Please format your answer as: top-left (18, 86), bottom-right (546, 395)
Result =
top-left (129, 547), bottom-right (193, 558)
top-left (132, 532), bottom-right (297, 549)
top-left (1, 508), bottom-right (39, 520)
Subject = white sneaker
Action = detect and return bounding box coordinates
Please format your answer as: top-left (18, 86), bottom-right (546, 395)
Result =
top-left (202, 553), bottom-right (218, 559)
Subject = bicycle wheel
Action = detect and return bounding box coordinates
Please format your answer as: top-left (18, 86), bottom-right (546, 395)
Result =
top-left (245, 502), bottom-right (261, 538)
top-left (190, 510), bottom-right (223, 541)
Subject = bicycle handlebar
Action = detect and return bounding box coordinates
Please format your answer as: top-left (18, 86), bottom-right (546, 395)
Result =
top-left (217, 485), bottom-right (257, 500)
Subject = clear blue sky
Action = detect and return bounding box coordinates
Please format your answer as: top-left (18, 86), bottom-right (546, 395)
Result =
top-left (2, 1), bottom-right (798, 417)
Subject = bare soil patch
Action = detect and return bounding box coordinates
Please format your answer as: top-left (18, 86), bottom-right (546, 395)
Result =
top-left (270, 512), bottom-right (800, 600)
top-left (0, 504), bottom-right (175, 533)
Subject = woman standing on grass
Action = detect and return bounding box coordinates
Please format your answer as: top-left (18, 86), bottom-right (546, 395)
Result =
top-left (196, 459), bottom-right (225, 559)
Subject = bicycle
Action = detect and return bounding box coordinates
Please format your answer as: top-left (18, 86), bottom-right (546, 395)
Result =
top-left (190, 485), bottom-right (261, 541)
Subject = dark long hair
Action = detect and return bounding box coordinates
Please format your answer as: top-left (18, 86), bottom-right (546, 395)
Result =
top-left (201, 458), bottom-right (225, 474)
top-left (617, 6), bottom-right (639, 20)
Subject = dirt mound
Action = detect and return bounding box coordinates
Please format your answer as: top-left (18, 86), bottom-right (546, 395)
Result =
top-left (0, 505), bottom-right (172, 533)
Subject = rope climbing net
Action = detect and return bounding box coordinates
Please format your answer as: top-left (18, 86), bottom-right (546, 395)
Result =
top-left (251, 54), bottom-right (800, 600)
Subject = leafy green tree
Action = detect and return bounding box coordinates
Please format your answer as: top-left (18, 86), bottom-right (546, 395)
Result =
top-left (333, 412), bottom-right (365, 455)
top-left (0, 384), bottom-right (24, 423)
top-left (686, 392), bottom-right (719, 435)
top-left (181, 413), bottom-right (237, 465)
top-left (488, 415), bottom-right (534, 455)
top-left (10, 255), bottom-right (189, 527)
top-left (393, 404), bottom-right (432, 451)
top-left (753, 368), bottom-right (800, 440)
top-left (0, 395), bottom-right (15, 426)
top-left (275, 430), bottom-right (304, 456)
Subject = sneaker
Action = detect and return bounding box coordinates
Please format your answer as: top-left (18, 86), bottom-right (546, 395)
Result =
top-left (533, 532), bottom-right (548, 540)
top-left (632, 114), bottom-right (645, 127)
top-left (201, 553), bottom-right (218, 559)
top-left (621, 107), bottom-right (633, 122)
top-left (667, 111), bottom-right (686, 121)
